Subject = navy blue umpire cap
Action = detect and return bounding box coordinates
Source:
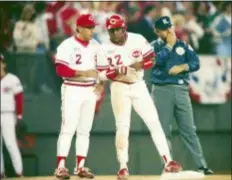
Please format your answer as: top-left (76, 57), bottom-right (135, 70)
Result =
top-left (154, 16), bottom-right (172, 30)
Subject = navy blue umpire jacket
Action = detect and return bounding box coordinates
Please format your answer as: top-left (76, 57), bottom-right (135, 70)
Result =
top-left (150, 39), bottom-right (200, 85)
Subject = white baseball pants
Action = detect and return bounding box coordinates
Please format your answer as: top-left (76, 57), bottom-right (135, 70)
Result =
top-left (57, 84), bottom-right (97, 158)
top-left (0, 113), bottom-right (23, 175)
top-left (110, 81), bottom-right (172, 168)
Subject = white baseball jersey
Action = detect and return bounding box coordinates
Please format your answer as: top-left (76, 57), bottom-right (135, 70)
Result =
top-left (1, 73), bottom-right (23, 112)
top-left (55, 36), bottom-right (101, 85)
top-left (98, 32), bottom-right (154, 83)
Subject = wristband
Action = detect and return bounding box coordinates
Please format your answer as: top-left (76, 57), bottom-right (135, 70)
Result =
top-left (106, 69), bottom-right (117, 80)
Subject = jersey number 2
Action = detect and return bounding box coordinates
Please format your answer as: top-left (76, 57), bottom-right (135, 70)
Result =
top-left (76, 54), bottom-right (82, 64)
top-left (108, 55), bottom-right (122, 66)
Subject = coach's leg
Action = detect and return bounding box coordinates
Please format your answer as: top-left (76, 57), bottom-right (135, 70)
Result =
top-left (111, 82), bottom-right (132, 170)
top-left (56, 85), bottom-right (81, 168)
top-left (133, 82), bottom-right (172, 164)
top-left (0, 116), bottom-right (5, 175)
top-left (151, 84), bottom-right (175, 156)
top-left (1, 113), bottom-right (23, 175)
top-left (174, 85), bottom-right (207, 168)
top-left (75, 89), bottom-right (97, 170)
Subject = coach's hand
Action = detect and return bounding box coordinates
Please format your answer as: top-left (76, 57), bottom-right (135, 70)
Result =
top-left (85, 70), bottom-right (98, 78)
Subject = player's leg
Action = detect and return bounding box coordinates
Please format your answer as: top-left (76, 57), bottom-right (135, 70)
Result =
top-left (55, 85), bottom-right (82, 178)
top-left (75, 89), bottom-right (96, 166)
top-left (174, 85), bottom-right (212, 174)
top-left (74, 89), bottom-right (97, 178)
top-left (1, 113), bottom-right (23, 176)
top-left (111, 82), bottom-right (132, 178)
top-left (0, 115), bottom-right (5, 177)
top-left (132, 82), bottom-right (179, 170)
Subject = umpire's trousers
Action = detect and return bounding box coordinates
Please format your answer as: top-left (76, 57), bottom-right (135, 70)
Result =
top-left (151, 84), bottom-right (207, 168)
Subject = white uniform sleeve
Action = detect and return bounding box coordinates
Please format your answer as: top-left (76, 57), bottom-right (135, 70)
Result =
top-left (55, 40), bottom-right (72, 65)
top-left (138, 35), bottom-right (154, 58)
top-left (96, 47), bottom-right (110, 81)
top-left (12, 75), bottom-right (23, 95)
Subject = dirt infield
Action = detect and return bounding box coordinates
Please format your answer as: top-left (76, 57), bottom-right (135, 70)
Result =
top-left (5, 175), bottom-right (231, 180)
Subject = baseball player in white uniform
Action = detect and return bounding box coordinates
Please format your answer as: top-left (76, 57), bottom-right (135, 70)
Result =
top-left (54, 14), bottom-right (106, 179)
top-left (0, 54), bottom-right (24, 178)
top-left (97, 15), bottom-right (183, 179)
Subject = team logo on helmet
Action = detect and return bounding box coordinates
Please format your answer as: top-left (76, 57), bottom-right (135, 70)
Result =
top-left (110, 18), bottom-right (117, 24)
top-left (89, 15), bottom-right (94, 21)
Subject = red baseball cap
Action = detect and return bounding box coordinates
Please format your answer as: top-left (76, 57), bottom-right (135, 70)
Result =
top-left (76, 13), bottom-right (97, 28)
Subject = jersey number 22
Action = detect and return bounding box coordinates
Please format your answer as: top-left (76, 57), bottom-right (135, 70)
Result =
top-left (108, 55), bottom-right (122, 67)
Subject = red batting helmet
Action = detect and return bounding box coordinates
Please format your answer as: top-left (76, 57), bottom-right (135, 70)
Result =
top-left (76, 13), bottom-right (97, 27)
top-left (106, 14), bottom-right (126, 30)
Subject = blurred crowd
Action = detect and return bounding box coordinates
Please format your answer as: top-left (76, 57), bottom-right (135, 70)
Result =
top-left (0, 1), bottom-right (231, 57)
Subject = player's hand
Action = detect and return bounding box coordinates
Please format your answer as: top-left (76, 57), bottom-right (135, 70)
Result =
top-left (166, 30), bottom-right (176, 48)
top-left (94, 83), bottom-right (104, 96)
top-left (116, 66), bottom-right (127, 75)
top-left (168, 64), bottom-right (188, 75)
top-left (116, 66), bottom-right (137, 75)
top-left (85, 69), bottom-right (98, 78)
top-left (130, 62), bottom-right (143, 71)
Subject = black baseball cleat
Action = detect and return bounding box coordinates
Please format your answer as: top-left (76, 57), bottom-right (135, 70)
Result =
top-left (198, 167), bottom-right (214, 175)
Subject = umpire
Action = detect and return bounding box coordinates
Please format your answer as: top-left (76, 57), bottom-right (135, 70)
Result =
top-left (150, 16), bottom-right (213, 175)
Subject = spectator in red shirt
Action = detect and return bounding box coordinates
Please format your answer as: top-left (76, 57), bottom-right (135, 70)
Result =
top-left (45, 1), bottom-right (65, 37)
top-left (59, 2), bottom-right (79, 37)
